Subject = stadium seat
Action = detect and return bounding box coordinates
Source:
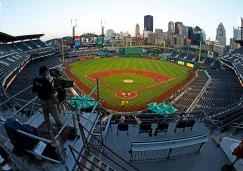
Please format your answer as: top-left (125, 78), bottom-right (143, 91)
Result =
top-left (139, 121), bottom-right (152, 137)
top-left (154, 122), bottom-right (169, 136)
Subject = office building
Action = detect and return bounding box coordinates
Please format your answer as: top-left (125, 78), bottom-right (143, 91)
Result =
top-left (155, 29), bottom-right (163, 36)
top-left (170, 35), bottom-right (184, 47)
top-left (184, 38), bottom-right (191, 46)
top-left (175, 22), bottom-right (183, 35)
top-left (179, 26), bottom-right (188, 37)
top-left (106, 29), bottom-right (114, 37)
top-left (144, 15), bottom-right (153, 32)
top-left (216, 23), bottom-right (226, 47)
top-left (193, 26), bottom-right (203, 46)
top-left (213, 40), bottom-right (225, 56)
top-left (188, 27), bottom-right (194, 43)
top-left (201, 30), bottom-right (206, 42)
top-left (230, 38), bottom-right (241, 50)
top-left (233, 27), bottom-right (241, 40)
top-left (168, 21), bottom-right (174, 33)
top-left (135, 23), bottom-right (140, 37)
top-left (194, 33), bottom-right (203, 46)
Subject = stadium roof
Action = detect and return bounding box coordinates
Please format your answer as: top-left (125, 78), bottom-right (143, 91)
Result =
top-left (0, 32), bottom-right (44, 43)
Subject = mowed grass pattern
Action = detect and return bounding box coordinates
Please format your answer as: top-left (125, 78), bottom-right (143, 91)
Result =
top-left (70, 58), bottom-right (191, 107)
top-left (102, 73), bottom-right (156, 91)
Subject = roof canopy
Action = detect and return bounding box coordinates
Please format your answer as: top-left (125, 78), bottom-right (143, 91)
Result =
top-left (68, 95), bottom-right (98, 110)
top-left (0, 32), bottom-right (44, 43)
top-left (147, 102), bottom-right (177, 116)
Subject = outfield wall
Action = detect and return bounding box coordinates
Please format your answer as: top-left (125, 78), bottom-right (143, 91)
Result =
top-left (122, 48), bottom-right (143, 55)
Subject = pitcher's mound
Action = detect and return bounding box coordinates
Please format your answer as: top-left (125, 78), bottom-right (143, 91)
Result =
top-left (116, 91), bottom-right (137, 99)
top-left (123, 79), bottom-right (133, 83)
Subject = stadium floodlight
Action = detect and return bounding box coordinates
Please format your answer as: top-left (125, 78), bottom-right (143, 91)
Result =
top-left (71, 19), bottom-right (77, 27)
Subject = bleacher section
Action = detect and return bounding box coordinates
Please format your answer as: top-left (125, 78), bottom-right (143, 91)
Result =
top-left (194, 70), bottom-right (243, 112)
top-left (221, 48), bottom-right (243, 79)
top-left (172, 71), bottom-right (208, 112)
top-left (0, 32), bottom-right (55, 100)
top-left (6, 55), bottom-right (61, 101)
top-left (169, 52), bottom-right (217, 69)
top-left (0, 52), bottom-right (27, 81)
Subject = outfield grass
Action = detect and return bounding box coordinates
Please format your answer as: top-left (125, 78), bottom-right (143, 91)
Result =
top-left (70, 58), bottom-right (191, 107)
top-left (102, 73), bottom-right (156, 91)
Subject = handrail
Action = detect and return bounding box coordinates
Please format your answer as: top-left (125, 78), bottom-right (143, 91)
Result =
top-left (69, 148), bottom-right (92, 171)
top-left (25, 150), bottom-right (61, 164)
top-left (17, 129), bottom-right (52, 144)
top-left (79, 123), bottom-right (139, 171)
top-left (80, 86), bottom-right (98, 109)
top-left (8, 97), bottom-right (38, 118)
top-left (186, 71), bottom-right (210, 113)
top-left (0, 85), bottom-right (33, 107)
top-left (69, 145), bottom-right (105, 171)
top-left (85, 138), bottom-right (128, 171)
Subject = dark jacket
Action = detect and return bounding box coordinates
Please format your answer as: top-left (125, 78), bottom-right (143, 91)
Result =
top-left (32, 75), bottom-right (53, 101)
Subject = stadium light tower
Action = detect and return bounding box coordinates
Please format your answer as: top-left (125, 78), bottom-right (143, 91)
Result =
top-left (101, 19), bottom-right (106, 46)
top-left (71, 19), bottom-right (77, 47)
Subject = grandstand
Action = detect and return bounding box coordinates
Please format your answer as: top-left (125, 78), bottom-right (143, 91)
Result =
top-left (172, 71), bottom-right (209, 112)
top-left (194, 70), bottom-right (243, 112)
top-left (168, 51), bottom-right (220, 69)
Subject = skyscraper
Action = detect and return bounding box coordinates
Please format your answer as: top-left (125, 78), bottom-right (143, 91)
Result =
top-left (168, 21), bottom-right (174, 33)
top-left (233, 27), bottom-right (241, 40)
top-left (181, 26), bottom-right (188, 37)
top-left (216, 23), bottom-right (226, 46)
top-left (106, 29), bottom-right (114, 37)
top-left (135, 23), bottom-right (140, 36)
top-left (201, 30), bottom-right (206, 42)
top-left (175, 22), bottom-right (183, 35)
top-left (155, 29), bottom-right (163, 36)
top-left (144, 15), bottom-right (153, 32)
top-left (188, 27), bottom-right (194, 43)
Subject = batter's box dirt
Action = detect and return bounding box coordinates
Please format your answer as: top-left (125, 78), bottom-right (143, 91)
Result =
top-left (88, 70), bottom-right (174, 99)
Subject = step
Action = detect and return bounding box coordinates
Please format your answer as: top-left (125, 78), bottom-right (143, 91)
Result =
top-left (84, 153), bottom-right (94, 171)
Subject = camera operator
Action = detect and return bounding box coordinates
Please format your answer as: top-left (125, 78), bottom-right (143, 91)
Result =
top-left (32, 66), bottom-right (62, 132)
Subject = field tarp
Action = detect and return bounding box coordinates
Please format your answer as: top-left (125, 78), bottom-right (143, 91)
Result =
top-left (68, 95), bottom-right (98, 109)
top-left (147, 102), bottom-right (177, 116)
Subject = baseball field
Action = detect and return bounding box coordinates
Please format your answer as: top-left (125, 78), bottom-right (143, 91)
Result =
top-left (66, 58), bottom-right (193, 112)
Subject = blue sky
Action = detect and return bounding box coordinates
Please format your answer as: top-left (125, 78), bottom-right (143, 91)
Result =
top-left (0, 0), bottom-right (242, 44)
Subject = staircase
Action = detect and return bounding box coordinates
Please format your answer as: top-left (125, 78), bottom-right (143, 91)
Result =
top-left (69, 122), bottom-right (139, 171)
top-left (82, 150), bottom-right (115, 171)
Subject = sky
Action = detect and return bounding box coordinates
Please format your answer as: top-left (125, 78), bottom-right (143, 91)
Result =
top-left (0, 0), bottom-right (242, 44)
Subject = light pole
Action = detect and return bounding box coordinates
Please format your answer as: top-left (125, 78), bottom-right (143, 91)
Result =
top-left (198, 41), bottom-right (202, 70)
top-left (71, 19), bottom-right (77, 47)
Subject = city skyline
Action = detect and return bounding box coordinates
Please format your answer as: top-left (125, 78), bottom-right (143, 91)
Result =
top-left (0, 0), bottom-right (242, 44)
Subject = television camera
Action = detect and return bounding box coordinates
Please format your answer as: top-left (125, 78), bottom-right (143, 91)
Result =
top-left (49, 68), bottom-right (73, 102)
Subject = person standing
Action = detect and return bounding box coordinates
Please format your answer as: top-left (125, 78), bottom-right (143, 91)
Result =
top-left (32, 66), bottom-right (62, 131)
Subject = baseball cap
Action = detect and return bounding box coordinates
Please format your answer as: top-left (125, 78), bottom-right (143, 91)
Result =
top-left (39, 66), bottom-right (49, 75)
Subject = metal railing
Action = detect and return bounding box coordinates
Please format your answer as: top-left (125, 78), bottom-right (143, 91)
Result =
top-left (0, 75), bottom-right (102, 171)
top-left (71, 122), bottom-right (139, 171)
top-left (130, 134), bottom-right (208, 162)
top-left (186, 70), bottom-right (211, 113)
